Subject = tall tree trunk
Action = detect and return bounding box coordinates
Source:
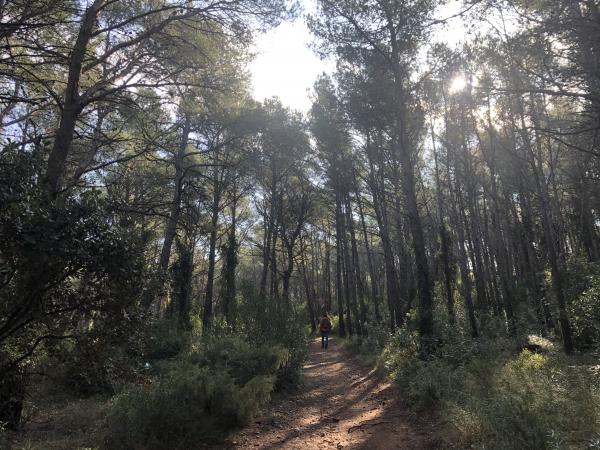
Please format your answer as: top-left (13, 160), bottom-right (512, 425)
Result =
top-left (282, 236), bottom-right (295, 303)
top-left (339, 195), bottom-right (354, 335)
top-left (365, 133), bottom-right (403, 329)
top-left (514, 92), bottom-right (574, 353)
top-left (478, 100), bottom-right (516, 330)
top-left (451, 177), bottom-right (479, 338)
top-left (270, 223), bottom-right (280, 301)
top-left (259, 201), bottom-right (272, 299)
top-left (300, 246), bottom-right (317, 333)
top-left (518, 185), bottom-right (556, 333)
top-left (397, 148), bottom-right (433, 338)
top-left (444, 129), bottom-right (479, 338)
top-left (175, 239), bottom-right (194, 328)
top-left (143, 115), bottom-right (191, 311)
top-left (355, 185), bottom-right (382, 323)
top-left (430, 124), bottom-right (455, 324)
top-left (335, 191), bottom-right (347, 337)
top-left (202, 167), bottom-right (222, 333)
top-left (346, 192), bottom-right (365, 333)
top-left (45, 0), bottom-right (104, 196)
top-left (222, 190), bottom-right (238, 326)
top-left (324, 230), bottom-right (333, 312)
top-left (387, 18), bottom-right (433, 339)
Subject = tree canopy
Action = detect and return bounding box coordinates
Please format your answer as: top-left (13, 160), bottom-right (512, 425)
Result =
top-left (1, 0), bottom-right (599, 447)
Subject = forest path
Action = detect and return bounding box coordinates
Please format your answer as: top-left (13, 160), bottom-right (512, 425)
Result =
top-left (220, 337), bottom-right (438, 449)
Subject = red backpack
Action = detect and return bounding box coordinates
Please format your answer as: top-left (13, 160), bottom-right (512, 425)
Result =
top-left (320, 317), bottom-right (331, 332)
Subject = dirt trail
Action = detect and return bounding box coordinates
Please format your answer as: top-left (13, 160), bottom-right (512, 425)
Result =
top-left (220, 337), bottom-right (438, 450)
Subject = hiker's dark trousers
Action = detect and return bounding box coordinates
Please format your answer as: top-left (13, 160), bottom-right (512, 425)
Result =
top-left (321, 331), bottom-right (329, 349)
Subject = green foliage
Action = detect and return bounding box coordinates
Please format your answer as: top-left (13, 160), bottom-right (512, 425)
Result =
top-left (382, 331), bottom-right (600, 449)
top-left (143, 320), bottom-right (191, 362)
top-left (189, 335), bottom-right (289, 386)
top-left (104, 365), bottom-right (274, 449)
top-left (274, 317), bottom-right (309, 387)
top-left (103, 334), bottom-right (289, 448)
top-left (236, 282), bottom-right (309, 388)
top-left (563, 259), bottom-right (600, 301)
top-left (48, 340), bottom-right (119, 397)
top-left (568, 276), bottom-right (600, 350)
top-left (344, 322), bottom-right (390, 358)
top-left (0, 147), bottom-right (148, 425)
top-left (329, 314), bottom-right (340, 336)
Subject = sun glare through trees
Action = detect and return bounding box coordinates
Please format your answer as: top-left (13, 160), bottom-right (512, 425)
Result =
top-left (1, 0), bottom-right (599, 449)
top-left (448, 74), bottom-right (468, 93)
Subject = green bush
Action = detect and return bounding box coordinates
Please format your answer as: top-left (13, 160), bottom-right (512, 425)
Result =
top-left (568, 276), bottom-right (600, 350)
top-left (144, 320), bottom-right (191, 362)
top-left (41, 315), bottom-right (146, 397)
top-left (49, 337), bottom-right (139, 397)
top-left (103, 365), bottom-right (275, 449)
top-left (474, 351), bottom-right (600, 449)
top-left (382, 331), bottom-right (600, 449)
top-left (328, 314), bottom-right (340, 335)
top-left (189, 335), bottom-right (289, 385)
top-left (255, 318), bottom-right (307, 390)
top-left (345, 321), bottom-right (390, 356)
top-left (103, 333), bottom-right (292, 448)
top-left (235, 283), bottom-right (309, 388)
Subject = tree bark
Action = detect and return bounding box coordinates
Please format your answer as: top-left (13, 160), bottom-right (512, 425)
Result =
top-left (202, 166), bottom-right (223, 333)
top-left (334, 191), bottom-right (347, 337)
top-left (355, 184), bottom-right (382, 323)
top-left (45, 0), bottom-right (104, 197)
top-left (222, 190), bottom-right (238, 326)
top-left (142, 115), bottom-right (191, 311)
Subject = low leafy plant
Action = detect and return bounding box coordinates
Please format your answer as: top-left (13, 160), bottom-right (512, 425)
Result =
top-left (103, 365), bottom-right (275, 449)
top-left (568, 276), bottom-right (600, 350)
top-left (189, 335), bottom-right (289, 385)
top-left (103, 333), bottom-right (292, 448)
top-left (144, 319), bottom-right (191, 362)
top-left (382, 330), bottom-right (600, 449)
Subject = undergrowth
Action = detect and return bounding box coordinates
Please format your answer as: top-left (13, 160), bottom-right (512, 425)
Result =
top-left (102, 323), bottom-right (306, 449)
top-left (5, 311), bottom-right (308, 450)
top-left (381, 327), bottom-right (600, 449)
top-left (344, 322), bottom-right (390, 365)
top-left (339, 272), bottom-right (600, 449)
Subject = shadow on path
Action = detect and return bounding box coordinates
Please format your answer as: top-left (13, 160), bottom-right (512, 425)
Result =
top-left (219, 337), bottom-right (438, 450)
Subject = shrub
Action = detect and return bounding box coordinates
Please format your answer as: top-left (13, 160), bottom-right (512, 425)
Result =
top-left (235, 283), bottom-right (309, 387)
top-left (328, 314), bottom-right (340, 336)
top-left (103, 365), bottom-right (275, 449)
top-left (345, 322), bottom-right (390, 356)
top-left (42, 312), bottom-right (146, 397)
top-left (474, 350), bottom-right (600, 449)
top-left (568, 276), bottom-right (600, 350)
top-left (189, 335), bottom-right (289, 385)
top-left (49, 337), bottom-right (138, 397)
top-left (144, 319), bottom-right (191, 362)
top-left (103, 333), bottom-right (293, 448)
top-left (382, 330), bottom-right (600, 449)
top-left (255, 319), bottom-right (307, 390)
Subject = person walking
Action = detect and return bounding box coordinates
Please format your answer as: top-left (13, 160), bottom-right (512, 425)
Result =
top-left (319, 313), bottom-right (332, 349)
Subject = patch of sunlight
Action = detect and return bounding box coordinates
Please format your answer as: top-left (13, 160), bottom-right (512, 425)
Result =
top-left (527, 334), bottom-right (555, 350)
top-left (449, 74), bottom-right (468, 94)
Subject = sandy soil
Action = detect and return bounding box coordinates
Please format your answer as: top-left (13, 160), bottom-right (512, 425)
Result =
top-left (218, 337), bottom-right (439, 450)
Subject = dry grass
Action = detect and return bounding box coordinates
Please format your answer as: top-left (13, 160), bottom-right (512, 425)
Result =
top-left (7, 395), bottom-right (108, 450)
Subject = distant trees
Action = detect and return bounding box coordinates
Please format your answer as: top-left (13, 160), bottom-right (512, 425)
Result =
top-left (309, 0), bottom-right (437, 341)
top-left (1, 0), bottom-right (599, 433)
top-left (301, 0), bottom-right (599, 355)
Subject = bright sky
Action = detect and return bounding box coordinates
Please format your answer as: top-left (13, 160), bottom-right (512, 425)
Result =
top-left (249, 1), bottom-right (334, 114)
top-left (249, 1), bottom-right (470, 114)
